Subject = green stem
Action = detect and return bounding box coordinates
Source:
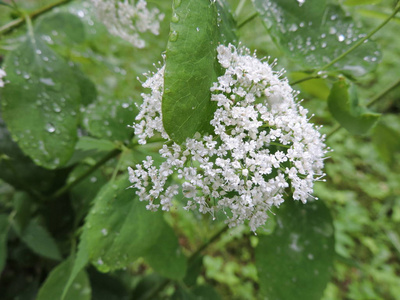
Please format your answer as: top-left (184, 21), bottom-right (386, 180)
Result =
top-left (237, 12), bottom-right (258, 29)
top-left (47, 149), bottom-right (121, 200)
top-left (321, 4), bottom-right (400, 72)
top-left (0, 0), bottom-right (74, 37)
top-left (366, 78), bottom-right (400, 108)
top-left (290, 74), bottom-right (322, 86)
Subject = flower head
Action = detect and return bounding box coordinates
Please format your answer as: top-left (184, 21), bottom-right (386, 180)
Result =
top-left (129, 44), bottom-right (326, 232)
top-left (90, 0), bottom-right (164, 48)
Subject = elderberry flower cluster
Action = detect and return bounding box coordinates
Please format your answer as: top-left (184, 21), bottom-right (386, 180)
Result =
top-left (89, 0), bottom-right (164, 48)
top-left (129, 44), bottom-right (327, 232)
top-left (0, 68), bottom-right (6, 88)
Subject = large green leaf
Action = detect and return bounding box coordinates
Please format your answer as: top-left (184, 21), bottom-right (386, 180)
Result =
top-left (328, 79), bottom-right (380, 135)
top-left (255, 200), bottom-right (335, 300)
top-left (0, 214), bottom-right (9, 273)
top-left (162, 0), bottom-right (237, 143)
top-left (37, 257), bottom-right (91, 300)
top-left (253, 0), bottom-right (380, 76)
top-left (0, 116), bottom-right (64, 194)
top-left (1, 36), bottom-right (80, 169)
top-left (84, 176), bottom-right (187, 279)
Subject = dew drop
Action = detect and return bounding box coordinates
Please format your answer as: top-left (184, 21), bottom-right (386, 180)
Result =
top-left (45, 123), bottom-right (56, 133)
top-left (196, 27), bottom-right (200, 32)
top-left (171, 13), bottom-right (179, 23)
top-left (169, 31), bottom-right (178, 42)
top-left (101, 228), bottom-right (108, 236)
top-left (337, 34), bottom-right (345, 42)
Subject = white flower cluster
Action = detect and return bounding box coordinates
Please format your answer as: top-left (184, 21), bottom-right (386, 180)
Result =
top-left (0, 68), bottom-right (6, 88)
top-left (89, 0), bottom-right (164, 48)
top-left (129, 44), bottom-right (326, 231)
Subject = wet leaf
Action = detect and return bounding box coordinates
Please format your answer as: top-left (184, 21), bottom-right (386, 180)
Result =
top-left (1, 36), bottom-right (80, 169)
top-left (83, 97), bottom-right (137, 143)
top-left (255, 200), bottom-right (335, 300)
top-left (35, 12), bottom-right (85, 45)
top-left (83, 176), bottom-right (187, 279)
top-left (162, 0), bottom-right (237, 143)
top-left (253, 0), bottom-right (381, 76)
top-left (37, 257), bottom-right (91, 300)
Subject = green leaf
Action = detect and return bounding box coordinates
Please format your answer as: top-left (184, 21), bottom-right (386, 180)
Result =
top-left (255, 200), bottom-right (335, 300)
top-left (1, 36), bottom-right (80, 169)
top-left (84, 176), bottom-right (187, 279)
top-left (0, 214), bottom-right (9, 273)
top-left (61, 236), bottom-right (90, 300)
top-left (35, 12), bottom-right (85, 45)
top-left (328, 79), bottom-right (380, 135)
top-left (162, 0), bottom-right (237, 143)
top-left (70, 64), bottom-right (97, 106)
top-left (372, 118), bottom-right (400, 164)
top-left (253, 0), bottom-right (381, 76)
top-left (0, 117), bottom-right (63, 193)
top-left (37, 257), bottom-right (91, 300)
top-left (15, 219), bottom-right (62, 261)
top-left (83, 97), bottom-right (137, 142)
top-left (191, 284), bottom-right (222, 300)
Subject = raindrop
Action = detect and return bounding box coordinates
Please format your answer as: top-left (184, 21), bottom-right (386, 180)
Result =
top-left (97, 258), bottom-right (104, 265)
top-left (90, 176), bottom-right (98, 183)
top-left (329, 27), bottom-right (337, 35)
top-left (40, 77), bottom-right (55, 86)
top-left (101, 228), bottom-right (108, 236)
top-left (36, 50), bottom-right (42, 55)
top-left (307, 253), bottom-right (314, 260)
top-left (169, 31), bottom-right (178, 42)
top-left (121, 103), bottom-right (129, 108)
top-left (171, 13), bottom-right (179, 23)
top-left (299, 22), bottom-right (305, 28)
top-left (288, 24), bottom-right (298, 32)
top-left (337, 34), bottom-right (345, 42)
top-left (45, 123), bottom-right (56, 133)
top-left (196, 27), bottom-right (200, 32)
top-left (321, 42), bottom-right (327, 48)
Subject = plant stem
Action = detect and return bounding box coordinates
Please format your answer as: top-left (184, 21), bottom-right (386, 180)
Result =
top-left (290, 74), bottom-right (321, 86)
top-left (47, 148), bottom-right (121, 200)
top-left (366, 78), bottom-right (400, 108)
top-left (237, 12), bottom-right (258, 29)
top-left (0, 0), bottom-right (74, 37)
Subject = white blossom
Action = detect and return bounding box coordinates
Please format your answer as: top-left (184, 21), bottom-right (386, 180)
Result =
top-left (129, 44), bottom-right (327, 232)
top-left (0, 68), bottom-right (6, 88)
top-left (89, 0), bottom-right (164, 48)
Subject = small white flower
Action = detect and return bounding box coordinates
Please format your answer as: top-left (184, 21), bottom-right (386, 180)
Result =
top-left (0, 68), bottom-right (6, 88)
top-left (89, 0), bottom-right (164, 48)
top-left (129, 44), bottom-right (326, 232)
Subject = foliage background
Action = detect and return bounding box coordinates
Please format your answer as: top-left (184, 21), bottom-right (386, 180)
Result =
top-left (0, 0), bottom-right (399, 299)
